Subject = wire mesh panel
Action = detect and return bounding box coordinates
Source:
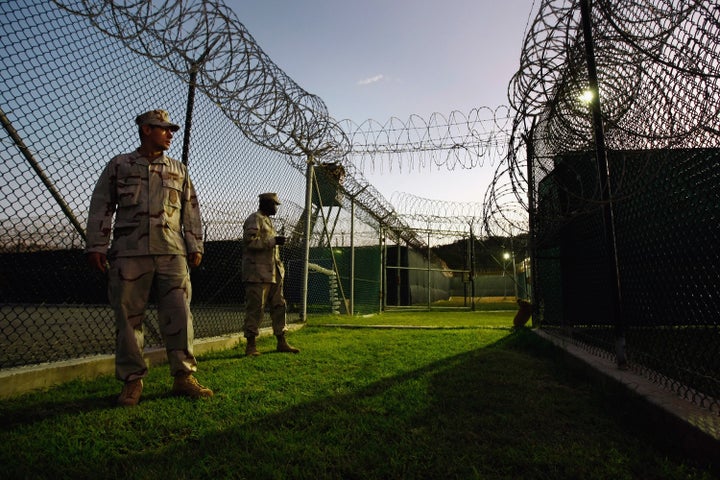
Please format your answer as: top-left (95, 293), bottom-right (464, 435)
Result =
top-left (510, 0), bottom-right (720, 413)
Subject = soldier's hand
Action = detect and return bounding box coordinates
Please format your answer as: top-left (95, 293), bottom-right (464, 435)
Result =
top-left (87, 252), bottom-right (108, 273)
top-left (188, 252), bottom-right (202, 268)
top-left (274, 236), bottom-right (286, 246)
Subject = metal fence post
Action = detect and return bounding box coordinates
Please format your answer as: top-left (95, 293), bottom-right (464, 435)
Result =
top-left (302, 155), bottom-right (315, 321)
top-left (0, 107), bottom-right (86, 242)
top-left (580, 0), bottom-right (626, 368)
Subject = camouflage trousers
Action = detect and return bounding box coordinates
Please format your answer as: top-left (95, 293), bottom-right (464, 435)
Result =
top-left (243, 281), bottom-right (287, 338)
top-left (108, 255), bottom-right (197, 381)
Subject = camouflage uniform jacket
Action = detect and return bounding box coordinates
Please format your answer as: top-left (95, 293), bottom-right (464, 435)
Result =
top-left (242, 210), bottom-right (284, 283)
top-left (85, 150), bottom-right (203, 257)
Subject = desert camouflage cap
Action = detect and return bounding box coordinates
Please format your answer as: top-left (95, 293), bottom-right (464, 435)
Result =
top-left (259, 192), bottom-right (281, 204)
top-left (135, 109), bottom-right (180, 132)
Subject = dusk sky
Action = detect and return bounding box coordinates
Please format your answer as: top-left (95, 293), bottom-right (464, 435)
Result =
top-left (225, 0), bottom-right (537, 204)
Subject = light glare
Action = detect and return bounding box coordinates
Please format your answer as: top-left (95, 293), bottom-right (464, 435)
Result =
top-left (580, 89), bottom-right (595, 104)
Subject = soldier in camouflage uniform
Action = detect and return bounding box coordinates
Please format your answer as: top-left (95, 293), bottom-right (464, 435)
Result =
top-left (242, 193), bottom-right (299, 356)
top-left (85, 109), bottom-right (212, 406)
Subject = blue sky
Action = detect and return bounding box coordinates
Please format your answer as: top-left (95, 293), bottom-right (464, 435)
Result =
top-left (225, 0), bottom-right (537, 204)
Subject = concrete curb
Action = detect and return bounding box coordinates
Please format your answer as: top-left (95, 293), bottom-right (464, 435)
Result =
top-left (533, 328), bottom-right (719, 470)
top-left (0, 323), bottom-right (304, 399)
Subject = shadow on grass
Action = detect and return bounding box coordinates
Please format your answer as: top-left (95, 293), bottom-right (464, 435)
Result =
top-left (80, 331), bottom-right (720, 478)
top-left (0, 378), bottom-right (202, 430)
top-left (1, 329), bottom-right (717, 479)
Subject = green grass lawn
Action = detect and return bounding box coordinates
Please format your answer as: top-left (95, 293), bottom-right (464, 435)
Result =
top-left (0, 311), bottom-right (716, 479)
top-left (308, 309), bottom-right (517, 327)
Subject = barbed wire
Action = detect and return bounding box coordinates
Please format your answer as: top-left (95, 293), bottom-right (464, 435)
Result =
top-left (330, 107), bottom-right (515, 239)
top-left (338, 106), bottom-right (512, 173)
top-left (388, 191), bottom-right (483, 231)
top-left (507, 0), bottom-right (720, 211)
top-left (52, 0), bottom-right (350, 159)
top-left (53, 0), bottom-right (510, 177)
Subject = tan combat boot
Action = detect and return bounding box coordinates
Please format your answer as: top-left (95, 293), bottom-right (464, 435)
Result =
top-left (172, 373), bottom-right (213, 399)
top-left (117, 379), bottom-right (143, 406)
top-left (245, 336), bottom-right (261, 356)
top-left (276, 334), bottom-right (300, 353)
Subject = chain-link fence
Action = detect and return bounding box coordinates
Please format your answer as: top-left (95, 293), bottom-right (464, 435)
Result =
top-left (509, 0), bottom-right (720, 413)
top-left (0, 0), bottom-right (390, 369)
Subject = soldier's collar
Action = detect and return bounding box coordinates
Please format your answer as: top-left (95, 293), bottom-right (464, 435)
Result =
top-left (133, 149), bottom-right (169, 165)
